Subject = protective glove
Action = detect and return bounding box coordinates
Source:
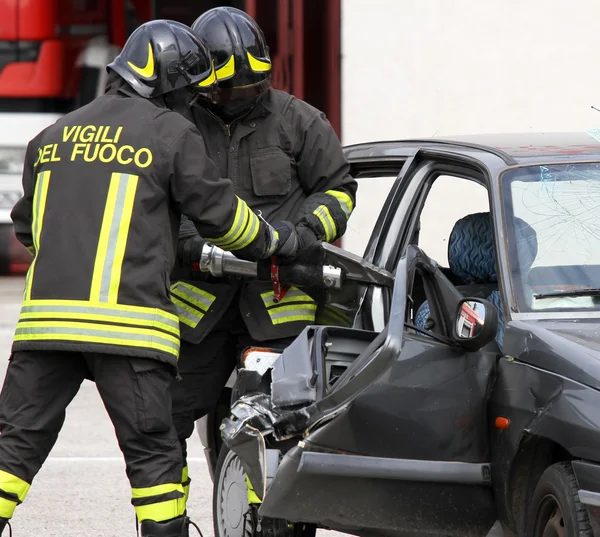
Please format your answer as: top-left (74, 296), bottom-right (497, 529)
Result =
top-left (270, 220), bottom-right (299, 259)
top-left (295, 224), bottom-right (319, 252)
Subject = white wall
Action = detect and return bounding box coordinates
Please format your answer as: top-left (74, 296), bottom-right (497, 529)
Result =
top-left (340, 0), bottom-right (600, 258)
top-left (342, 0), bottom-right (600, 145)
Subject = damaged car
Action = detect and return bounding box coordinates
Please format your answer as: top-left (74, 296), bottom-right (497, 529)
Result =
top-left (199, 132), bottom-right (600, 537)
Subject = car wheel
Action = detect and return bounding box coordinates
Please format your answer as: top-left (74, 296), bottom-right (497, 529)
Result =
top-left (213, 446), bottom-right (316, 537)
top-left (528, 462), bottom-right (593, 537)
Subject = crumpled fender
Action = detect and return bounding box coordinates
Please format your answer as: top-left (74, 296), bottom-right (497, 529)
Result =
top-left (221, 392), bottom-right (316, 500)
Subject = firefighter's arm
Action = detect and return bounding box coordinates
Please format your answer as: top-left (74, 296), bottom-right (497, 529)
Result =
top-left (10, 137), bottom-right (40, 255)
top-left (293, 111), bottom-right (358, 244)
top-left (169, 126), bottom-right (279, 262)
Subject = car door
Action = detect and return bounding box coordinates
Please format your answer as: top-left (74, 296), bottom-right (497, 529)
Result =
top-left (259, 154), bottom-right (501, 537)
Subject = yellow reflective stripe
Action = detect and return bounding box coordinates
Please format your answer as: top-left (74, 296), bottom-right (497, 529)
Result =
top-left (90, 173), bottom-right (120, 300)
top-left (134, 497), bottom-right (186, 523)
top-left (0, 470), bottom-right (30, 502)
top-left (326, 189), bottom-right (354, 218)
top-left (260, 287), bottom-right (314, 308)
top-left (25, 170), bottom-right (51, 301)
top-left (206, 197), bottom-right (261, 252)
top-left (13, 333), bottom-right (179, 355)
top-left (206, 197), bottom-right (248, 247)
top-left (20, 299), bottom-right (178, 325)
top-left (215, 55), bottom-right (235, 80)
top-left (266, 304), bottom-right (317, 325)
top-left (171, 296), bottom-right (202, 328)
top-left (247, 51), bottom-right (272, 73)
top-left (231, 208), bottom-right (260, 251)
top-left (170, 282), bottom-right (215, 311)
top-left (108, 175), bottom-right (138, 302)
top-left (18, 311), bottom-right (178, 337)
top-left (16, 320), bottom-right (179, 344)
top-left (0, 497), bottom-right (17, 518)
top-left (246, 474), bottom-right (261, 504)
top-left (128, 42), bottom-right (155, 78)
top-left (198, 60), bottom-right (216, 87)
top-left (15, 320), bottom-right (179, 357)
top-left (313, 205), bottom-right (336, 243)
top-left (132, 483), bottom-right (182, 499)
top-left (90, 173), bottom-right (139, 303)
top-left (182, 467), bottom-right (188, 483)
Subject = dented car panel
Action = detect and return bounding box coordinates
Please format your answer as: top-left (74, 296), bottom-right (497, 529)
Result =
top-left (222, 250), bottom-right (502, 536)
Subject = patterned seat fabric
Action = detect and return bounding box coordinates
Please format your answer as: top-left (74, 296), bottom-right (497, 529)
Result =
top-left (415, 212), bottom-right (504, 348)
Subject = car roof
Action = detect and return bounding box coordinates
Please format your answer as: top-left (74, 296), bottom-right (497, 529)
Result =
top-left (344, 131), bottom-right (600, 167)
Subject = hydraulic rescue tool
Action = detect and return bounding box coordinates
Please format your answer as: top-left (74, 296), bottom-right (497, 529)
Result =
top-left (196, 241), bottom-right (394, 300)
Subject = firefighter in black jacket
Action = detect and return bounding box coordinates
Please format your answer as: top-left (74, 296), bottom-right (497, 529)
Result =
top-left (169, 7), bottom-right (358, 505)
top-left (0, 19), bottom-right (296, 537)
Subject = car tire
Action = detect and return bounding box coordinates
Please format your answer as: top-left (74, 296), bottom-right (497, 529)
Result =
top-left (527, 462), bottom-right (593, 537)
top-left (213, 446), bottom-right (316, 537)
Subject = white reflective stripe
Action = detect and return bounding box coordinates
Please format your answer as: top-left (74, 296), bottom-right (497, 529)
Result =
top-left (206, 197), bottom-right (260, 251)
top-left (90, 173), bottom-right (138, 303)
top-left (170, 282), bottom-right (215, 311)
top-left (25, 170), bottom-right (51, 301)
top-left (171, 297), bottom-right (203, 328)
top-left (98, 174), bottom-right (133, 301)
top-left (268, 305), bottom-right (317, 325)
top-left (20, 302), bottom-right (179, 334)
top-left (313, 205), bottom-right (336, 242)
top-left (326, 190), bottom-right (354, 218)
top-left (15, 320), bottom-right (179, 356)
top-left (260, 288), bottom-right (313, 308)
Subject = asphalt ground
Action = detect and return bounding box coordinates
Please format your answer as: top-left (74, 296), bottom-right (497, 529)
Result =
top-left (0, 277), bottom-right (355, 537)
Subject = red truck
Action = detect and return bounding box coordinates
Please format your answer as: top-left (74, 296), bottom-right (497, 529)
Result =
top-left (0, 0), bottom-right (342, 274)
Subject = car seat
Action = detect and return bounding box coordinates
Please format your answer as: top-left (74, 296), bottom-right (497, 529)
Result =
top-left (415, 212), bottom-right (505, 347)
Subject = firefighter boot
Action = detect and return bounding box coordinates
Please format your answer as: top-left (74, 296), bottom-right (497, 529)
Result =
top-left (0, 517), bottom-right (9, 535)
top-left (140, 515), bottom-right (190, 537)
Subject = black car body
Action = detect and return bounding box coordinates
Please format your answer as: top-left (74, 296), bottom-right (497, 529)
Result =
top-left (203, 132), bottom-right (600, 537)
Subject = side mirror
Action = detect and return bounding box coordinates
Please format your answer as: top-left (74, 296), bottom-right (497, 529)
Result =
top-left (454, 298), bottom-right (499, 352)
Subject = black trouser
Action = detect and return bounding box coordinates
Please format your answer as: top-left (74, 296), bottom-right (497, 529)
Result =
top-left (0, 350), bottom-right (184, 524)
top-left (170, 304), bottom-right (292, 503)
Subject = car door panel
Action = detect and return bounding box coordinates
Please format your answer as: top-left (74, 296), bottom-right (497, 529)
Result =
top-left (259, 443), bottom-right (496, 537)
top-left (257, 249), bottom-right (498, 537)
top-left (305, 335), bottom-right (497, 461)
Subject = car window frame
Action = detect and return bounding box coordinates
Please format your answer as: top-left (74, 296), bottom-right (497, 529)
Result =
top-left (346, 157), bottom-right (413, 332)
top-left (373, 152), bottom-right (496, 329)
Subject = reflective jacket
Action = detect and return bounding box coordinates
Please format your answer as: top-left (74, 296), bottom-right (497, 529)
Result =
top-left (171, 88), bottom-right (357, 343)
top-left (10, 85), bottom-right (273, 369)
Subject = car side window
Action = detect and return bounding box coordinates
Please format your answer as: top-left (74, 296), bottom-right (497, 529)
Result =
top-left (416, 175), bottom-right (490, 267)
top-left (407, 174), bottom-right (491, 334)
top-left (342, 175), bottom-right (398, 257)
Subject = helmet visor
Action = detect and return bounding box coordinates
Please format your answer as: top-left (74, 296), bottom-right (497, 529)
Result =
top-left (212, 77), bottom-right (271, 106)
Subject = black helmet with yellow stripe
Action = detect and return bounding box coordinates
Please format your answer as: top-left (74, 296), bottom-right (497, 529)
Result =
top-left (107, 19), bottom-right (217, 100)
top-left (191, 7), bottom-right (272, 115)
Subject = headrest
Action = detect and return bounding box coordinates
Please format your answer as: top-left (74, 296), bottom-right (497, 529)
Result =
top-left (448, 212), bottom-right (497, 283)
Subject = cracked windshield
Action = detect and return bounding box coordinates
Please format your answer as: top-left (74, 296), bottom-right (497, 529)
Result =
top-left (504, 162), bottom-right (600, 311)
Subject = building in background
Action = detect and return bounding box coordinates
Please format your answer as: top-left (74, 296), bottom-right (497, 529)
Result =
top-left (3, 0), bottom-right (600, 268)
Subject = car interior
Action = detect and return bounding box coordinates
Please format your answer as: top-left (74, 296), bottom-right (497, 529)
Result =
top-left (305, 174), bottom-right (508, 396)
top-left (407, 174), bottom-right (505, 347)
